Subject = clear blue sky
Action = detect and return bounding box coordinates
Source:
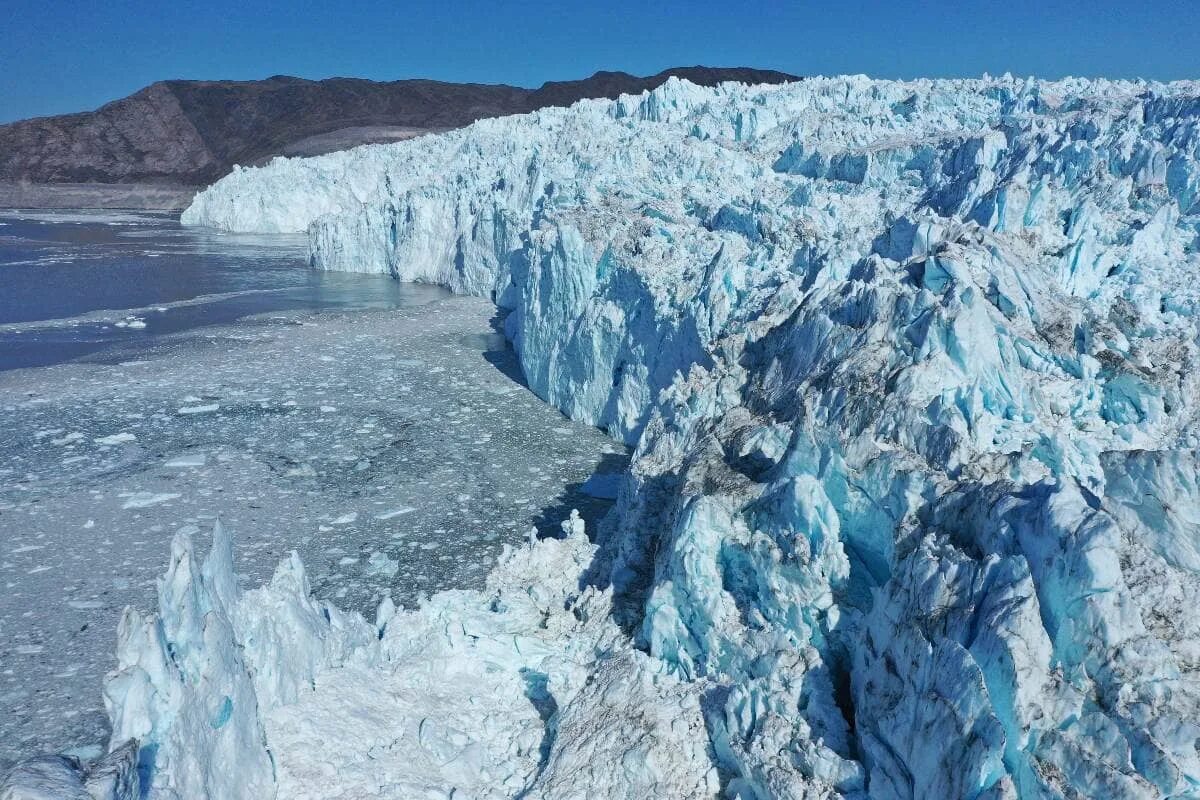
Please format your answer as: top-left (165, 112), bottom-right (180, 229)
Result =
top-left (2, 0), bottom-right (1198, 123)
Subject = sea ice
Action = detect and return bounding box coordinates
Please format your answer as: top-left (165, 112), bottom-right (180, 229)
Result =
top-left (0, 293), bottom-right (625, 771)
top-left (93, 433), bottom-right (135, 446)
top-left (175, 404), bottom-right (218, 415)
top-left (118, 492), bottom-right (180, 510)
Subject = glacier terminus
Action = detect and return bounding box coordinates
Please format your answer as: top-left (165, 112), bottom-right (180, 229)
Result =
top-left (10, 73), bottom-right (1200, 799)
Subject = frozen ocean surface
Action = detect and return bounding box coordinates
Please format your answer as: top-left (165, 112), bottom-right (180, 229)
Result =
top-left (0, 213), bottom-right (627, 771)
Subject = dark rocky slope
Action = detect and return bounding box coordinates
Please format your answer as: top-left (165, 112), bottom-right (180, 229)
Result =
top-left (0, 67), bottom-right (797, 208)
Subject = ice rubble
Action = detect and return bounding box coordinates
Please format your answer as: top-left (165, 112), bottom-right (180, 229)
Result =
top-left (94, 517), bottom-right (714, 800)
top-left (0, 741), bottom-right (138, 800)
top-left (85, 75), bottom-right (1200, 797)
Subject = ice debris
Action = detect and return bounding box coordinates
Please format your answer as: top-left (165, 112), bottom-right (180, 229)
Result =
top-left (96, 519), bottom-right (713, 799)
top-left (0, 740), bottom-right (138, 800)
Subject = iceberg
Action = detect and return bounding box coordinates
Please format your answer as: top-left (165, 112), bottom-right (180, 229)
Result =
top-left (15, 74), bottom-right (1200, 798)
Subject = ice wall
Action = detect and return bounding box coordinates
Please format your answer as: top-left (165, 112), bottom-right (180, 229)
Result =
top-left (166, 76), bottom-right (1200, 798)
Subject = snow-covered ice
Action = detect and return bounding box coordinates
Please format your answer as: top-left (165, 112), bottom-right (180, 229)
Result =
top-left (11, 73), bottom-right (1200, 798)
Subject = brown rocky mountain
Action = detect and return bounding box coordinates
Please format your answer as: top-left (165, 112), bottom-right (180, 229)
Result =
top-left (0, 66), bottom-right (797, 207)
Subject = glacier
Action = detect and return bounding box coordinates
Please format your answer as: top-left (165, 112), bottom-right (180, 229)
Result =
top-left (9, 74), bottom-right (1200, 799)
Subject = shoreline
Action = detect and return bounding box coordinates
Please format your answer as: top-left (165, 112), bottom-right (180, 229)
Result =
top-left (0, 183), bottom-right (199, 212)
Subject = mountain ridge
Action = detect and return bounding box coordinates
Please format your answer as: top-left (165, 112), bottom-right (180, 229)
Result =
top-left (0, 67), bottom-right (799, 195)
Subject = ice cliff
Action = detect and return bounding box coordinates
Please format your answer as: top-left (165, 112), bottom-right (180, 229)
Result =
top-left (74, 76), bottom-right (1200, 798)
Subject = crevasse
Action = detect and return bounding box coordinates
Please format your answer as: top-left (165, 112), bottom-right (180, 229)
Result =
top-left (101, 76), bottom-right (1200, 798)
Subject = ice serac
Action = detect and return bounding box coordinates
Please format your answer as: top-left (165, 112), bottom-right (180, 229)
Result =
top-left (98, 518), bottom-right (716, 800)
top-left (176, 75), bottom-right (1200, 798)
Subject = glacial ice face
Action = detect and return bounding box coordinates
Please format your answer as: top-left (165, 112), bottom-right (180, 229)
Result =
top-left (174, 75), bottom-right (1200, 798)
